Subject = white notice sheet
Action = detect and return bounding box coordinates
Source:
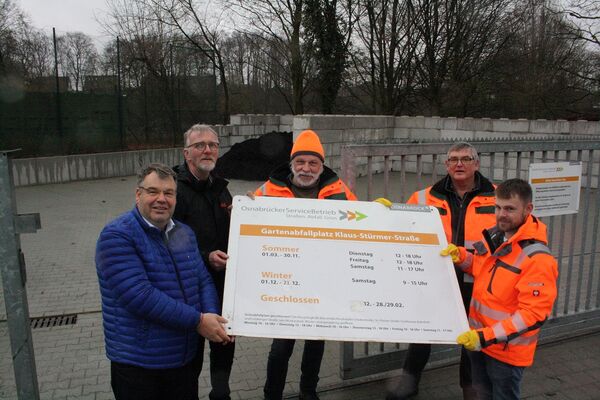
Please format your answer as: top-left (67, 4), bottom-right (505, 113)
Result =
top-left (529, 161), bottom-right (582, 217)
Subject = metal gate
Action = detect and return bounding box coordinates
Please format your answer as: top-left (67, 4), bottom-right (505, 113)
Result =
top-left (339, 138), bottom-right (600, 379)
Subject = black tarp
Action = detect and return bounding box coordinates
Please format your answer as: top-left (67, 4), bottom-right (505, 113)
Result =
top-left (214, 131), bottom-right (292, 181)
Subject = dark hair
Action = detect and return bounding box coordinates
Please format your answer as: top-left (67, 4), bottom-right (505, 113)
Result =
top-left (496, 178), bottom-right (532, 203)
top-left (137, 163), bottom-right (177, 186)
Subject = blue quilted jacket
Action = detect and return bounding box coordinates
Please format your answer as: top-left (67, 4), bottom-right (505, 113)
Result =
top-left (95, 207), bottom-right (219, 369)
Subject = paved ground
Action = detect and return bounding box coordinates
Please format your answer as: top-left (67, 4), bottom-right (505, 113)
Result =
top-left (1, 175), bottom-right (600, 399)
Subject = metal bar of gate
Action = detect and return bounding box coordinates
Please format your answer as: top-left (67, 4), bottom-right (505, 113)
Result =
top-left (576, 150), bottom-right (593, 311)
top-left (0, 151), bottom-right (41, 400)
top-left (431, 154), bottom-right (438, 184)
top-left (564, 151), bottom-right (582, 315)
top-left (339, 139), bottom-right (600, 380)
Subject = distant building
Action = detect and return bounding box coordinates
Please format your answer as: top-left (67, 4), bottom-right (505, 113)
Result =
top-left (27, 77), bottom-right (70, 92)
top-left (83, 76), bottom-right (118, 94)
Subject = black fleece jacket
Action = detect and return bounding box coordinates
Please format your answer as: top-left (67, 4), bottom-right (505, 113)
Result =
top-left (172, 162), bottom-right (232, 297)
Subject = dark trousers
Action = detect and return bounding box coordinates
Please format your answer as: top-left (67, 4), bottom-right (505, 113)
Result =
top-left (111, 360), bottom-right (199, 400)
top-left (403, 282), bottom-right (474, 388)
top-left (468, 351), bottom-right (524, 400)
top-left (264, 339), bottom-right (325, 400)
top-left (192, 329), bottom-right (236, 400)
top-left (194, 279), bottom-right (236, 400)
top-left (403, 343), bottom-right (472, 387)
top-left (207, 338), bottom-right (236, 400)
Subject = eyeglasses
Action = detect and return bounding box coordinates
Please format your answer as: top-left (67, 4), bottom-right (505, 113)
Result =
top-left (138, 186), bottom-right (176, 199)
top-left (186, 141), bottom-right (220, 151)
top-left (447, 156), bottom-right (476, 166)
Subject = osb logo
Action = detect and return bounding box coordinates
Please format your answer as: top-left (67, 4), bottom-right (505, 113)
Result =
top-left (338, 210), bottom-right (367, 221)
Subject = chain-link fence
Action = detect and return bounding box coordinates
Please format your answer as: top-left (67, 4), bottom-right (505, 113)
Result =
top-left (0, 32), bottom-right (220, 157)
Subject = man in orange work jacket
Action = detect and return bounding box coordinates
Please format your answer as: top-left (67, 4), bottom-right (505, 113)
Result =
top-left (255, 129), bottom-right (357, 400)
top-left (389, 142), bottom-right (496, 400)
top-left (448, 178), bottom-right (558, 400)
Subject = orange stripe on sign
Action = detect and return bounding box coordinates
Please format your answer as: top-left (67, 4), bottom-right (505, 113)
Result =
top-left (239, 224), bottom-right (439, 245)
top-left (531, 176), bottom-right (579, 184)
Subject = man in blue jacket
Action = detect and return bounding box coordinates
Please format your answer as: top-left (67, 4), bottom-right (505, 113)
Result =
top-left (96, 163), bottom-right (230, 400)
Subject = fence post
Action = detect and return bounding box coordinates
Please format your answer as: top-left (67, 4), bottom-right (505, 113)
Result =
top-left (0, 150), bottom-right (41, 400)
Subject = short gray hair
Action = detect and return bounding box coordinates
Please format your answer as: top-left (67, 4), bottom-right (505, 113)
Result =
top-left (447, 142), bottom-right (479, 161)
top-left (137, 163), bottom-right (177, 186)
top-left (183, 124), bottom-right (219, 147)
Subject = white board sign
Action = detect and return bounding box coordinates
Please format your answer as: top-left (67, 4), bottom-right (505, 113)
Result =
top-left (222, 196), bottom-right (469, 344)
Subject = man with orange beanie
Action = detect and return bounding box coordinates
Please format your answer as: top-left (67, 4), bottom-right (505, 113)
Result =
top-left (254, 129), bottom-right (357, 400)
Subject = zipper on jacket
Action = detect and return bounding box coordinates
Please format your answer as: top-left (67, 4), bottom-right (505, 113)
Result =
top-left (487, 261), bottom-right (499, 294)
top-left (162, 232), bottom-right (189, 303)
top-left (162, 231), bottom-right (191, 363)
top-left (451, 194), bottom-right (469, 246)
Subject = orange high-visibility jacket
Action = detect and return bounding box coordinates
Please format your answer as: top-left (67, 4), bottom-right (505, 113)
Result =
top-left (456, 215), bottom-right (558, 366)
top-left (254, 164), bottom-right (357, 201)
top-left (406, 173), bottom-right (496, 250)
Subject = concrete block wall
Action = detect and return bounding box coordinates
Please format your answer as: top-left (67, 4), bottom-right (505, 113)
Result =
top-left (296, 115), bottom-right (599, 184)
top-left (10, 148), bottom-right (183, 186)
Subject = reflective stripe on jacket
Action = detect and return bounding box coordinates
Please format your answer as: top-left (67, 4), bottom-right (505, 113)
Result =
top-left (254, 164), bottom-right (357, 201)
top-left (458, 214), bottom-right (558, 367)
top-left (406, 173), bottom-right (496, 250)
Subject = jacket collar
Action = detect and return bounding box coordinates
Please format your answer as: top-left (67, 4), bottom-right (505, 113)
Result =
top-left (488, 214), bottom-right (548, 256)
top-left (431, 171), bottom-right (495, 198)
top-left (506, 214), bottom-right (548, 245)
top-left (173, 162), bottom-right (229, 194)
top-left (131, 206), bottom-right (178, 237)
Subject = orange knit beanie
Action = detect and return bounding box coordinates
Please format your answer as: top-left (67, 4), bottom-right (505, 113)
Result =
top-left (290, 130), bottom-right (325, 162)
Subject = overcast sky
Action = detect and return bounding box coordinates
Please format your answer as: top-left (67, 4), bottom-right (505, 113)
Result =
top-left (18, 0), bottom-right (111, 43)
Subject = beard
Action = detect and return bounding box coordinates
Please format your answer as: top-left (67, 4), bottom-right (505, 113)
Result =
top-left (195, 159), bottom-right (216, 173)
top-left (291, 170), bottom-right (321, 188)
top-left (496, 213), bottom-right (527, 236)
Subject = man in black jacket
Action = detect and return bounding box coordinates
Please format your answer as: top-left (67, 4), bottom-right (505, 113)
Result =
top-left (173, 124), bottom-right (234, 400)
top-left (387, 142), bottom-right (495, 400)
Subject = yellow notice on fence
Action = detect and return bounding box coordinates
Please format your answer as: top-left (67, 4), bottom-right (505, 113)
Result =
top-left (222, 196), bottom-right (468, 344)
top-left (529, 162), bottom-right (582, 217)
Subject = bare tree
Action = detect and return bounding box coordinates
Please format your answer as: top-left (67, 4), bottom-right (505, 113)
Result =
top-left (487, 0), bottom-right (593, 118)
top-left (349, 0), bottom-right (420, 114)
top-left (103, 0), bottom-right (181, 140)
top-left (560, 0), bottom-right (600, 48)
top-left (550, 0), bottom-right (600, 87)
top-left (410, 0), bottom-right (514, 116)
top-left (221, 32), bottom-right (250, 85)
top-left (141, 0), bottom-right (232, 123)
top-left (0, 0), bottom-right (28, 75)
top-left (229, 0), bottom-right (312, 114)
top-left (57, 32), bottom-right (99, 91)
top-left (15, 30), bottom-right (52, 78)
top-left (104, 0), bottom-right (174, 79)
